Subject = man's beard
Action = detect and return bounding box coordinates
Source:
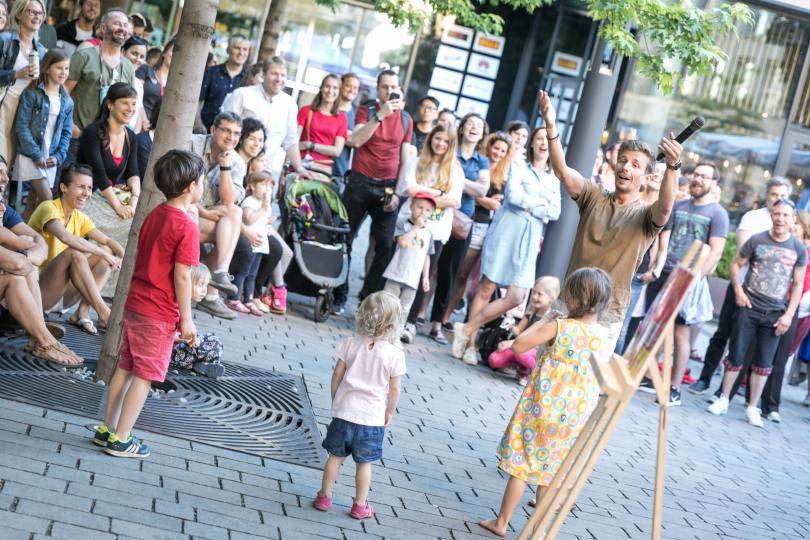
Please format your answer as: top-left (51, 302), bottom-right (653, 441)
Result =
top-left (107, 31), bottom-right (126, 46)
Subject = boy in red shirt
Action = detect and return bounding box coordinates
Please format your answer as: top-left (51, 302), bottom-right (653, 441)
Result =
top-left (93, 150), bottom-right (205, 458)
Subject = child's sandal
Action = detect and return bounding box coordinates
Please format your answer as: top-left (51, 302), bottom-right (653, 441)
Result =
top-left (246, 302), bottom-right (264, 317)
top-left (226, 300), bottom-right (250, 313)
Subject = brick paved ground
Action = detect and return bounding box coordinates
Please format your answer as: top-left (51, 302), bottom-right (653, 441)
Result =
top-left (2, 225), bottom-right (810, 540)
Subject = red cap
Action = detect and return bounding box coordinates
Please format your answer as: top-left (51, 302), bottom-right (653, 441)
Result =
top-left (413, 190), bottom-right (437, 207)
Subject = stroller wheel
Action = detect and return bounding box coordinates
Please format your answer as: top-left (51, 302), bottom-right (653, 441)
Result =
top-left (314, 295), bottom-right (330, 323)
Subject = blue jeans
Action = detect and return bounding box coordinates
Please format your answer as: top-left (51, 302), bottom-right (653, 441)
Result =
top-left (615, 274), bottom-right (644, 354)
top-left (231, 252), bottom-right (263, 301)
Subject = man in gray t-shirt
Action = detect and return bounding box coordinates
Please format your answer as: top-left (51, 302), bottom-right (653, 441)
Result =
top-left (708, 200), bottom-right (808, 426)
top-left (642, 162), bottom-right (729, 403)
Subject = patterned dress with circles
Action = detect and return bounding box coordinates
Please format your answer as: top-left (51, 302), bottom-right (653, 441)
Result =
top-left (497, 318), bottom-right (605, 486)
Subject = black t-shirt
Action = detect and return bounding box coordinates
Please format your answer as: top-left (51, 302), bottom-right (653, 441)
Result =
top-left (636, 248), bottom-right (652, 275)
top-left (474, 184), bottom-right (504, 224)
top-left (136, 64), bottom-right (163, 121)
top-left (411, 126), bottom-right (430, 154)
top-left (741, 231), bottom-right (809, 311)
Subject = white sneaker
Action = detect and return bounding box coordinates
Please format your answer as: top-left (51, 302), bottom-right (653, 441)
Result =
top-left (707, 395), bottom-right (729, 415)
top-left (803, 393), bottom-right (810, 407)
top-left (452, 322), bottom-right (469, 359)
top-left (462, 347), bottom-right (478, 365)
top-left (766, 411), bottom-right (781, 423)
top-left (746, 406), bottom-right (763, 427)
top-left (400, 323), bottom-right (416, 344)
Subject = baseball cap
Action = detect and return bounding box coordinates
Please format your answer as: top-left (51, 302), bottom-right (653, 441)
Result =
top-left (413, 190), bottom-right (437, 207)
top-left (418, 95), bottom-right (440, 109)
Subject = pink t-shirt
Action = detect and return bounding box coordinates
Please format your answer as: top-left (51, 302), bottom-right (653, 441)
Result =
top-left (333, 336), bottom-right (407, 427)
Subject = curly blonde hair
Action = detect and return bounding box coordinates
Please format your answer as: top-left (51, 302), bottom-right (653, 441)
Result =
top-left (354, 291), bottom-right (403, 344)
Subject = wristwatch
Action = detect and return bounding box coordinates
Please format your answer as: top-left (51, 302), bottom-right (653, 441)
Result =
top-left (17, 250), bottom-right (27, 258)
top-left (372, 114), bottom-right (382, 124)
top-left (666, 160), bottom-right (682, 170)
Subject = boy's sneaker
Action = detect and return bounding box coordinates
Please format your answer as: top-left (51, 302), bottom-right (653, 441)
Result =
top-left (105, 434), bottom-right (150, 458)
top-left (350, 501), bottom-right (374, 519)
top-left (707, 395), bottom-right (729, 415)
top-left (314, 491), bottom-right (332, 511)
top-left (688, 380), bottom-right (709, 395)
top-left (209, 272), bottom-right (238, 296)
top-left (637, 377), bottom-right (656, 394)
top-left (193, 361), bottom-right (225, 378)
top-left (93, 425), bottom-right (110, 446)
top-left (745, 406), bottom-right (763, 427)
top-left (401, 323), bottom-right (416, 344)
top-left (269, 286), bottom-right (287, 314)
top-left (197, 295), bottom-right (237, 320)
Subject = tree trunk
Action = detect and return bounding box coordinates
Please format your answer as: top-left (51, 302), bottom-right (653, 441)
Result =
top-left (258, 0), bottom-right (288, 62)
top-left (95, 0), bottom-right (219, 384)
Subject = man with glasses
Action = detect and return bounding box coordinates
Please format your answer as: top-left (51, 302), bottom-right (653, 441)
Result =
top-left (411, 95), bottom-right (440, 154)
top-left (198, 35), bottom-right (250, 131)
top-left (63, 8), bottom-right (135, 172)
top-left (190, 112), bottom-right (251, 320)
top-left (56, 0), bottom-right (100, 55)
top-left (708, 199), bottom-right (807, 426)
top-left (638, 161), bottom-right (729, 405)
top-left (0, 158), bottom-right (82, 365)
top-left (690, 176), bottom-right (793, 396)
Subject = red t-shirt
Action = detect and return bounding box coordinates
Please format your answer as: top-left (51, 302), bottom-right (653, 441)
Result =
top-left (125, 204), bottom-right (200, 323)
top-left (297, 106), bottom-right (348, 163)
top-left (351, 105), bottom-right (412, 180)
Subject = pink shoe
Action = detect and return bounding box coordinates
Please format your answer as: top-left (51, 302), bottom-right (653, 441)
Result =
top-left (227, 300), bottom-right (250, 313)
top-left (270, 286), bottom-right (287, 314)
top-left (246, 301), bottom-right (264, 316)
top-left (350, 501), bottom-right (374, 519)
top-left (314, 491), bottom-right (332, 511)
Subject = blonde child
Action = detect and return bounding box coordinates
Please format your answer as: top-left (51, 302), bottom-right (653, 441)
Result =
top-left (488, 276), bottom-right (560, 385)
top-left (479, 267), bottom-right (612, 537)
top-left (314, 291), bottom-right (406, 519)
top-left (170, 264), bottom-right (224, 378)
top-left (229, 171), bottom-right (273, 316)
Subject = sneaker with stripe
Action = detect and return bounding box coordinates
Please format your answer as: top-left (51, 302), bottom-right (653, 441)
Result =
top-left (105, 433), bottom-right (150, 458)
top-left (92, 425), bottom-right (110, 446)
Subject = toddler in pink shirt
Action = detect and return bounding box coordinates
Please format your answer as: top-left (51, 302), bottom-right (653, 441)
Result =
top-left (314, 291), bottom-right (406, 520)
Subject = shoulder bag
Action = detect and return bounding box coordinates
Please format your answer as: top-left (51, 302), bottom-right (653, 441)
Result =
top-left (451, 209), bottom-right (472, 240)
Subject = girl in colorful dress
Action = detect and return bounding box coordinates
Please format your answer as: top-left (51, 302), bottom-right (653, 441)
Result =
top-left (479, 267), bottom-right (612, 537)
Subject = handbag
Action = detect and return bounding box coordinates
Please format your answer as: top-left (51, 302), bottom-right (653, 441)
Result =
top-left (680, 276), bottom-right (714, 326)
top-left (451, 209), bottom-right (472, 240)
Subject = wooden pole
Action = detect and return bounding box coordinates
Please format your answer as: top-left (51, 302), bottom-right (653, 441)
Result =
top-left (94, 0), bottom-right (220, 384)
top-left (652, 322), bottom-right (674, 540)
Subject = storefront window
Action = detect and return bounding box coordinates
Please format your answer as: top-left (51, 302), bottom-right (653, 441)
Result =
top-left (352, 12), bottom-right (415, 101)
top-left (210, 0), bottom-right (266, 63)
top-left (613, 1), bottom-right (810, 226)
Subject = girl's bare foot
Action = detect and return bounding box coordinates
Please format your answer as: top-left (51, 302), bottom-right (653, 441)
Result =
top-left (478, 520), bottom-right (507, 537)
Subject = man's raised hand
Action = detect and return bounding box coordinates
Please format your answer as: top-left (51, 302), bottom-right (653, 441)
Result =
top-left (537, 91), bottom-right (557, 128)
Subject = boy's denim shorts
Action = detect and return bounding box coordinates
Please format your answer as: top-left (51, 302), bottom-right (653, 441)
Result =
top-left (322, 418), bottom-right (385, 463)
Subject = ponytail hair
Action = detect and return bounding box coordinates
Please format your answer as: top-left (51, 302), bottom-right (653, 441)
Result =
top-left (93, 82), bottom-right (138, 151)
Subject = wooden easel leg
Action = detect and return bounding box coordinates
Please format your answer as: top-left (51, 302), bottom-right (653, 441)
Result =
top-left (652, 323), bottom-right (674, 540)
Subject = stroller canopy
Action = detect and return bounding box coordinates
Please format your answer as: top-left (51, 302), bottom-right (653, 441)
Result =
top-left (284, 178), bottom-right (348, 222)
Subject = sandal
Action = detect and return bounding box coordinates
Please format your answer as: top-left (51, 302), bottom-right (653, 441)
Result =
top-left (226, 300), bottom-right (250, 313)
top-left (246, 303), bottom-right (264, 317)
top-left (31, 341), bottom-right (84, 367)
top-left (69, 317), bottom-right (98, 336)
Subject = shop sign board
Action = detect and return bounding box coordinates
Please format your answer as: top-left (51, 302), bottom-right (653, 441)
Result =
top-left (429, 67), bottom-right (464, 94)
top-left (551, 52), bottom-right (582, 77)
top-left (427, 89), bottom-right (458, 111)
top-left (441, 24), bottom-right (474, 49)
top-left (472, 32), bottom-right (505, 57)
top-left (457, 97), bottom-right (489, 118)
top-left (461, 75), bottom-right (495, 101)
top-left (466, 53), bottom-right (500, 79)
top-left (435, 45), bottom-right (469, 71)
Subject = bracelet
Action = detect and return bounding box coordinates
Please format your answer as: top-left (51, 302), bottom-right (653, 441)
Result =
top-left (220, 165), bottom-right (231, 171)
top-left (547, 133), bottom-right (560, 141)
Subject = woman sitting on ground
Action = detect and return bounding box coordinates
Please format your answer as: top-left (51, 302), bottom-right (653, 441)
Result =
top-left (434, 132), bottom-right (515, 343)
top-left (28, 164), bottom-right (124, 335)
top-left (77, 82), bottom-right (141, 221)
top-left (297, 73), bottom-right (347, 176)
top-left (451, 124), bottom-right (561, 365)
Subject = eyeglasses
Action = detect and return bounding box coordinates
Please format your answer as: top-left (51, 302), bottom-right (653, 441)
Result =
top-left (216, 126), bottom-right (242, 138)
top-left (693, 173), bottom-right (716, 182)
top-left (495, 131), bottom-right (513, 144)
top-left (25, 9), bottom-right (44, 18)
top-left (419, 105), bottom-right (437, 112)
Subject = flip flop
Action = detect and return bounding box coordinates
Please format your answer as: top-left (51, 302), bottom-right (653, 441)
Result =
top-left (70, 318), bottom-right (98, 336)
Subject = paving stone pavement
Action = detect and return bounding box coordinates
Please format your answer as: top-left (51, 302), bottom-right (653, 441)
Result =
top-left (2, 227), bottom-right (810, 540)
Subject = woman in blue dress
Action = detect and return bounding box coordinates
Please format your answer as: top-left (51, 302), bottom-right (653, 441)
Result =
top-left (451, 125), bottom-right (561, 365)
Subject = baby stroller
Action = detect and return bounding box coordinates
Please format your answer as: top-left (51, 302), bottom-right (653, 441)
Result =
top-left (279, 174), bottom-right (351, 322)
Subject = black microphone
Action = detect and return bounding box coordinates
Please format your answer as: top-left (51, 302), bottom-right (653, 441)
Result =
top-left (656, 116), bottom-right (705, 162)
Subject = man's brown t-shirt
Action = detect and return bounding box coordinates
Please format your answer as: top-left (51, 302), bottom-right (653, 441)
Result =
top-left (565, 178), bottom-right (663, 323)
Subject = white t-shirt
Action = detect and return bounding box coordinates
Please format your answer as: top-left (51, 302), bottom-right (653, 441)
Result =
top-left (332, 336), bottom-right (406, 427)
top-left (398, 160), bottom-right (463, 243)
top-left (737, 207), bottom-right (772, 281)
top-left (240, 195), bottom-right (269, 254)
top-left (799, 289), bottom-right (810, 319)
top-left (383, 219), bottom-right (434, 289)
top-left (129, 78), bottom-right (145, 130)
top-left (7, 51), bottom-right (30, 99)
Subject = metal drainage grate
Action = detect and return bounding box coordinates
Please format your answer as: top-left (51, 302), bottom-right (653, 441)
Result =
top-left (0, 349), bottom-right (327, 469)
